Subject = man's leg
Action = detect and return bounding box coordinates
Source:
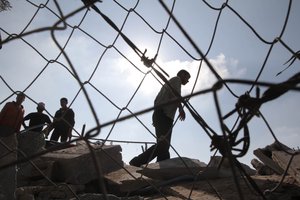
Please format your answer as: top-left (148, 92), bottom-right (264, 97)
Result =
top-left (131, 122), bottom-right (172, 166)
top-left (50, 129), bottom-right (60, 141)
top-left (152, 110), bottom-right (173, 162)
top-left (129, 110), bottom-right (173, 167)
top-left (156, 138), bottom-right (171, 161)
top-left (60, 130), bottom-right (68, 142)
top-left (129, 144), bottom-right (158, 167)
top-left (156, 125), bottom-right (172, 162)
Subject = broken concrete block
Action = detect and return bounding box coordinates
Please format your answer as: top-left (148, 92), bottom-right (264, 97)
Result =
top-left (251, 158), bottom-right (275, 175)
top-left (16, 185), bottom-right (85, 200)
top-left (272, 151), bottom-right (300, 184)
top-left (253, 148), bottom-right (284, 175)
top-left (105, 165), bottom-right (157, 194)
top-left (208, 156), bottom-right (256, 176)
top-left (253, 141), bottom-right (293, 175)
top-left (17, 159), bottom-right (55, 187)
top-left (136, 157), bottom-right (207, 180)
top-left (17, 131), bottom-right (46, 158)
top-left (41, 143), bottom-right (123, 184)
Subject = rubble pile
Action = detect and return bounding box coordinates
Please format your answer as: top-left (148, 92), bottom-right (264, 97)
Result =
top-left (15, 131), bottom-right (130, 199)
top-left (251, 141), bottom-right (300, 184)
top-left (1, 132), bottom-right (300, 199)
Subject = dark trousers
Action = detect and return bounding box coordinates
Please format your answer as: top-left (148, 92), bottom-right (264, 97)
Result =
top-left (134, 110), bottom-right (173, 165)
top-left (50, 128), bottom-right (68, 142)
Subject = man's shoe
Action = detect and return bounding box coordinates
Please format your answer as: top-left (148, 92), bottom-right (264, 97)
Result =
top-left (129, 157), bottom-right (141, 167)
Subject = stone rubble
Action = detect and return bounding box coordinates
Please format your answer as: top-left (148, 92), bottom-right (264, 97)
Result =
top-left (0, 131), bottom-right (299, 199)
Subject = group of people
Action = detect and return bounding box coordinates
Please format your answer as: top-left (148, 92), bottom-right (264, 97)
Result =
top-left (0, 69), bottom-right (191, 167)
top-left (0, 94), bottom-right (76, 199)
top-left (0, 95), bottom-right (75, 143)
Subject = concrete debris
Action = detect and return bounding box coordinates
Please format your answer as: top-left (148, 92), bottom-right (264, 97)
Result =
top-left (134, 156), bottom-right (255, 181)
top-left (208, 156), bottom-right (256, 176)
top-left (136, 157), bottom-right (207, 180)
top-left (104, 165), bottom-right (157, 194)
top-left (17, 131), bottom-right (46, 157)
top-left (272, 151), bottom-right (300, 184)
top-left (15, 185), bottom-right (85, 200)
top-left (1, 131), bottom-right (299, 199)
top-left (253, 148), bottom-right (284, 175)
top-left (253, 141), bottom-right (300, 185)
top-left (251, 158), bottom-right (275, 175)
top-left (41, 140), bottom-right (123, 184)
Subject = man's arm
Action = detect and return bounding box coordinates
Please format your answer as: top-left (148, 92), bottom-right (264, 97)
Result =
top-left (169, 77), bottom-right (185, 121)
top-left (22, 114), bottom-right (30, 129)
top-left (0, 103), bottom-right (9, 122)
top-left (178, 103), bottom-right (186, 121)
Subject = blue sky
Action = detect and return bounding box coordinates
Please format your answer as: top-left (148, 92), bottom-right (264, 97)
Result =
top-left (0, 0), bottom-right (299, 167)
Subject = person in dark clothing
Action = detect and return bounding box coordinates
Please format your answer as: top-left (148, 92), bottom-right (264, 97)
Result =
top-left (0, 92), bottom-right (26, 200)
top-left (0, 92), bottom-right (26, 135)
top-left (23, 102), bottom-right (51, 132)
top-left (129, 69), bottom-right (191, 167)
top-left (47, 97), bottom-right (75, 142)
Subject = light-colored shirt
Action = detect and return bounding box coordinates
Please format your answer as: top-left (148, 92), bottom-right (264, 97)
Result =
top-left (154, 76), bottom-right (181, 120)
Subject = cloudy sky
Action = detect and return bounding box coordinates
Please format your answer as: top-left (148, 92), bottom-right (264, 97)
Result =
top-left (0, 0), bottom-right (299, 167)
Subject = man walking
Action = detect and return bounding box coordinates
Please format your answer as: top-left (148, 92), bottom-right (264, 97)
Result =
top-left (129, 69), bottom-right (190, 167)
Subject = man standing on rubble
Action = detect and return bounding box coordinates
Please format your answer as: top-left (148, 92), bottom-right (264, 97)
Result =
top-left (47, 97), bottom-right (75, 143)
top-left (0, 92), bottom-right (26, 200)
top-left (22, 102), bottom-right (51, 132)
top-left (129, 69), bottom-right (191, 167)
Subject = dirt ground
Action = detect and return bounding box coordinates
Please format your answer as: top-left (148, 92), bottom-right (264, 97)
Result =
top-left (104, 163), bottom-right (300, 200)
top-left (141, 175), bottom-right (300, 200)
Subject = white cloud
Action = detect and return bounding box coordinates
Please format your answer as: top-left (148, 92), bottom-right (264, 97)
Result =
top-left (112, 53), bottom-right (245, 98)
top-left (273, 126), bottom-right (300, 148)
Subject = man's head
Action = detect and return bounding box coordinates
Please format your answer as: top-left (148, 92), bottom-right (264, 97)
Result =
top-left (37, 102), bottom-right (45, 112)
top-left (60, 97), bottom-right (68, 108)
top-left (16, 92), bottom-right (25, 105)
top-left (177, 69), bottom-right (190, 85)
